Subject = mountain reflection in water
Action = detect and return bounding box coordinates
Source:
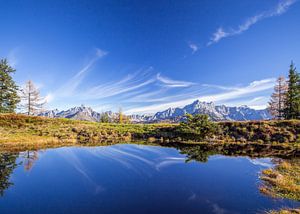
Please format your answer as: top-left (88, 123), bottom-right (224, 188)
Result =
top-left (0, 143), bottom-right (299, 214)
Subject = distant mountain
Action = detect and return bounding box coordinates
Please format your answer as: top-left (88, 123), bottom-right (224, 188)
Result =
top-left (128, 114), bottom-right (153, 123)
top-left (151, 100), bottom-right (271, 122)
top-left (40, 105), bottom-right (111, 122)
top-left (39, 100), bottom-right (271, 123)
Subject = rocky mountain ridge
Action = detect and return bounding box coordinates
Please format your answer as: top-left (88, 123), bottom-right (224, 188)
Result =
top-left (39, 101), bottom-right (271, 122)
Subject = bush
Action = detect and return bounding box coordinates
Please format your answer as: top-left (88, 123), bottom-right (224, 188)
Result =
top-left (178, 114), bottom-right (219, 141)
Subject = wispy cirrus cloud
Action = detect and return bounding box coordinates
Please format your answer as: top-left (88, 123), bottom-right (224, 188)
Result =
top-left (52, 59), bottom-right (197, 103)
top-left (47, 49), bottom-right (275, 114)
top-left (223, 96), bottom-right (270, 110)
top-left (7, 48), bottom-right (20, 68)
top-left (201, 83), bottom-right (240, 91)
top-left (61, 149), bottom-right (105, 194)
top-left (207, 0), bottom-right (297, 45)
top-left (156, 73), bottom-right (195, 88)
top-left (125, 78), bottom-right (275, 114)
top-left (188, 42), bottom-right (199, 54)
top-left (56, 48), bottom-right (107, 97)
top-left (247, 158), bottom-right (273, 168)
top-left (44, 93), bottom-right (54, 103)
top-left (84, 68), bottom-right (155, 99)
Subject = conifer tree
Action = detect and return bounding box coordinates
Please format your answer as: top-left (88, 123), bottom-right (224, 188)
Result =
top-left (0, 59), bottom-right (20, 113)
top-left (100, 112), bottom-right (110, 123)
top-left (284, 61), bottom-right (300, 119)
top-left (20, 80), bottom-right (46, 115)
top-left (268, 76), bottom-right (288, 119)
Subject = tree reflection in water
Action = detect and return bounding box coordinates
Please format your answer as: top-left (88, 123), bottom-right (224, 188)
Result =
top-left (23, 151), bottom-right (39, 171)
top-left (179, 145), bottom-right (216, 163)
top-left (0, 143), bottom-right (298, 199)
top-left (0, 152), bottom-right (19, 196)
top-left (171, 143), bottom-right (300, 163)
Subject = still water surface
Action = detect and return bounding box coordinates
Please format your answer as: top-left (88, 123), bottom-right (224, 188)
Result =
top-left (0, 144), bottom-right (299, 214)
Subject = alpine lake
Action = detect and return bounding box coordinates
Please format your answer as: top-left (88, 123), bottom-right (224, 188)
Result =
top-left (0, 142), bottom-right (299, 214)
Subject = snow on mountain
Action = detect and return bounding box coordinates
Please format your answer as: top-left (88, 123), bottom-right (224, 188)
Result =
top-left (39, 100), bottom-right (271, 123)
top-left (39, 105), bottom-right (102, 122)
top-left (151, 100), bottom-right (271, 122)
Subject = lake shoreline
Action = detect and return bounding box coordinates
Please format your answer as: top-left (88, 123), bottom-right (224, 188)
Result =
top-left (1, 144), bottom-right (299, 214)
top-left (1, 113), bottom-right (299, 213)
top-left (0, 113), bottom-right (299, 152)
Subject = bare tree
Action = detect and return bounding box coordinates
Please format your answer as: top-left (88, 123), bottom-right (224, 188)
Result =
top-left (116, 107), bottom-right (130, 123)
top-left (268, 76), bottom-right (288, 120)
top-left (23, 151), bottom-right (39, 171)
top-left (118, 107), bottom-right (123, 123)
top-left (20, 80), bottom-right (46, 115)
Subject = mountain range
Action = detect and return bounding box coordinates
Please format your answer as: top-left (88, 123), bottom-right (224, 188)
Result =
top-left (151, 100), bottom-right (271, 122)
top-left (39, 100), bottom-right (271, 123)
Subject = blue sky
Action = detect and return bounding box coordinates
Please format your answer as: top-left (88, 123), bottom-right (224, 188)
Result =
top-left (0, 0), bottom-right (299, 114)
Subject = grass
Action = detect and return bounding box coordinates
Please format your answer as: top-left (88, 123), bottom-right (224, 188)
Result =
top-left (260, 159), bottom-right (300, 201)
top-left (0, 113), bottom-right (299, 152)
top-left (218, 120), bottom-right (300, 144)
top-left (1, 113), bottom-right (300, 213)
top-left (266, 209), bottom-right (300, 214)
top-left (0, 113), bottom-right (174, 151)
top-left (1, 113), bottom-right (299, 214)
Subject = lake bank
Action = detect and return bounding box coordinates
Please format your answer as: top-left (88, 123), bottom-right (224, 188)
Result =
top-left (1, 113), bottom-right (299, 214)
top-left (0, 113), bottom-right (299, 152)
top-left (261, 158), bottom-right (300, 214)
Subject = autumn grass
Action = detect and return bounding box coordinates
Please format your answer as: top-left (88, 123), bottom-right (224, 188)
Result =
top-left (266, 208), bottom-right (300, 214)
top-left (0, 113), bottom-right (299, 152)
top-left (260, 158), bottom-right (300, 201)
top-left (218, 120), bottom-right (300, 144)
top-left (2, 113), bottom-right (299, 213)
top-left (0, 113), bottom-right (174, 151)
top-left (260, 158), bottom-right (300, 213)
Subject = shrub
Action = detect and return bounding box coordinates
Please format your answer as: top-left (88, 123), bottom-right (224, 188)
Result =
top-left (178, 114), bottom-right (219, 141)
top-left (77, 130), bottom-right (91, 144)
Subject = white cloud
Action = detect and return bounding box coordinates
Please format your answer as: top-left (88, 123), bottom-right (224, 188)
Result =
top-left (92, 104), bottom-right (115, 112)
top-left (208, 0), bottom-right (297, 45)
top-left (188, 42), bottom-right (199, 53)
top-left (125, 78), bottom-right (275, 114)
top-left (126, 87), bottom-right (205, 103)
top-left (44, 93), bottom-right (54, 103)
top-left (155, 157), bottom-right (185, 170)
top-left (95, 48), bottom-right (108, 58)
top-left (56, 48), bottom-right (107, 97)
top-left (201, 83), bottom-right (239, 91)
top-left (275, 0), bottom-right (296, 14)
top-left (156, 73), bottom-right (196, 88)
top-left (7, 48), bottom-right (19, 68)
top-left (84, 68), bottom-right (155, 99)
top-left (208, 28), bottom-right (229, 45)
top-left (199, 78), bottom-right (275, 102)
top-left (43, 49), bottom-right (275, 115)
top-left (248, 158), bottom-right (273, 168)
top-left (65, 68), bottom-right (196, 101)
top-left (125, 88), bottom-right (169, 102)
top-left (222, 96), bottom-right (270, 110)
top-left (47, 53), bottom-right (200, 110)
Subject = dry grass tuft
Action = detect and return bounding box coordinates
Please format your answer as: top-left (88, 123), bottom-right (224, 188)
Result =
top-left (0, 113), bottom-right (299, 152)
top-left (266, 208), bottom-right (300, 214)
top-left (260, 159), bottom-right (300, 201)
